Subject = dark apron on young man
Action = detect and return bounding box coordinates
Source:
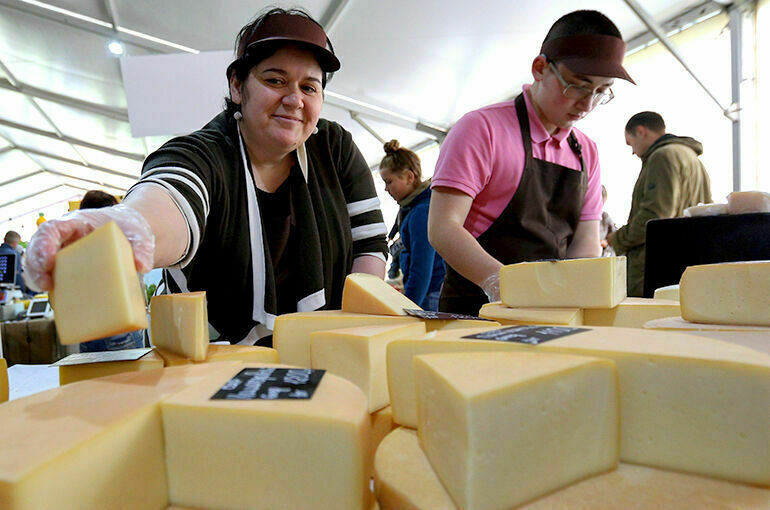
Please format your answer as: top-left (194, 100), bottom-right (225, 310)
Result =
top-left (439, 93), bottom-right (587, 316)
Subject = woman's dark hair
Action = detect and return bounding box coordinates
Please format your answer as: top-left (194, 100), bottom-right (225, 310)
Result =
top-left (380, 140), bottom-right (422, 182)
top-left (224, 7), bottom-right (334, 117)
top-left (543, 10), bottom-right (622, 43)
top-left (79, 190), bottom-right (118, 209)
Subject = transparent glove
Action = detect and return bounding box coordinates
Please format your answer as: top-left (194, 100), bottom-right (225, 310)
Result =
top-left (479, 271), bottom-right (500, 303)
top-left (23, 204), bottom-right (155, 292)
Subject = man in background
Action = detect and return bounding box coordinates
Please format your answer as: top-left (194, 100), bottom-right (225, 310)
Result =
top-left (0, 231), bottom-right (28, 294)
top-left (609, 111), bottom-right (712, 296)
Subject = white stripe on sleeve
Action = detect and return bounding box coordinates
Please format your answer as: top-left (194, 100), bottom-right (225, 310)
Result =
top-left (347, 197), bottom-right (381, 217)
top-left (351, 222), bottom-right (388, 241)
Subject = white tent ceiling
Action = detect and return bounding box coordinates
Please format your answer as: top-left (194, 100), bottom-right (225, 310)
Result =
top-left (0, 0), bottom-right (727, 234)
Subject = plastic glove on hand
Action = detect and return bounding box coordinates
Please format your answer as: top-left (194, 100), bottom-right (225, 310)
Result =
top-left (480, 271), bottom-right (501, 303)
top-left (23, 204), bottom-right (155, 292)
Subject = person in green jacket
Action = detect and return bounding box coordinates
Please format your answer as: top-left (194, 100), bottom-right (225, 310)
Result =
top-left (609, 111), bottom-right (712, 296)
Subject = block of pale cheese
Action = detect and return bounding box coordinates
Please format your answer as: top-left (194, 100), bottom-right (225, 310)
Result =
top-left (49, 221), bottom-right (148, 345)
top-left (388, 326), bottom-right (770, 486)
top-left (583, 297), bottom-right (680, 328)
top-left (155, 347), bottom-right (193, 367)
top-left (0, 358), bottom-right (7, 403)
top-left (311, 322), bottom-right (426, 412)
top-left (424, 318), bottom-right (501, 332)
top-left (58, 349), bottom-right (164, 385)
top-left (150, 292), bottom-right (209, 361)
top-left (156, 344), bottom-right (280, 366)
top-left (653, 284), bottom-right (680, 301)
top-left (370, 406), bottom-right (397, 466)
top-left (500, 256), bottom-right (626, 308)
top-left (680, 261), bottom-right (770, 326)
top-left (273, 310), bottom-right (421, 367)
top-left (479, 302), bottom-right (583, 325)
top-left (342, 273), bottom-right (421, 315)
top-left (727, 191), bottom-right (770, 214)
top-left (374, 428), bottom-right (770, 510)
top-left (645, 316), bottom-right (770, 355)
top-left (414, 351), bottom-right (619, 510)
top-left (683, 203), bottom-right (728, 217)
top-left (161, 364), bottom-right (372, 510)
top-left (0, 362), bottom-right (242, 510)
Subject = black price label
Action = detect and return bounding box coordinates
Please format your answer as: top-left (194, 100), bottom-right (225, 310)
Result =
top-left (211, 368), bottom-right (325, 400)
top-left (403, 309), bottom-right (493, 321)
top-left (461, 325), bottom-right (588, 345)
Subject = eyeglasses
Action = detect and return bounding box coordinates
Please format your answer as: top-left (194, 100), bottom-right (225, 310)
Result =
top-left (548, 61), bottom-right (614, 106)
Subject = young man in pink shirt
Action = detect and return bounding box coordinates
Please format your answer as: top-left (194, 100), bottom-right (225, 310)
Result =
top-left (428, 10), bottom-right (635, 315)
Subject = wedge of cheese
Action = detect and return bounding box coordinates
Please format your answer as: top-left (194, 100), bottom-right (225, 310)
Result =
top-left (49, 221), bottom-right (147, 345)
top-left (311, 322), bottom-right (426, 412)
top-left (387, 326), bottom-right (770, 485)
top-left (583, 297), bottom-right (680, 328)
top-left (273, 311), bottom-right (421, 367)
top-left (424, 319), bottom-right (501, 332)
top-left (342, 273), bottom-right (421, 315)
top-left (645, 316), bottom-right (770, 355)
top-left (374, 428), bottom-right (770, 510)
top-left (500, 256), bottom-right (626, 308)
top-left (150, 292), bottom-right (209, 361)
top-left (727, 191), bottom-right (770, 214)
top-left (155, 345), bottom-right (280, 366)
top-left (0, 362), bottom-right (242, 510)
top-left (653, 284), bottom-right (680, 301)
top-left (680, 261), bottom-right (770, 326)
top-left (58, 349), bottom-right (164, 385)
top-left (370, 406), bottom-right (397, 467)
top-left (479, 302), bottom-right (583, 325)
top-left (415, 351), bottom-right (619, 510)
top-left (0, 358), bottom-right (7, 403)
top-left (161, 364), bottom-right (371, 510)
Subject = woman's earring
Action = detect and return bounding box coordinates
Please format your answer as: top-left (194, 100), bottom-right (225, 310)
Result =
top-left (312, 126), bottom-right (319, 134)
top-left (234, 111), bottom-right (243, 121)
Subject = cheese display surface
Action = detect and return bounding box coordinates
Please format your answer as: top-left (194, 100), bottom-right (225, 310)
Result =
top-left (58, 349), bottom-right (164, 385)
top-left (583, 297), bottom-right (680, 328)
top-left (680, 261), bottom-right (770, 326)
top-left (653, 284), bottom-right (680, 301)
top-left (342, 272), bottom-right (421, 315)
top-left (500, 256), bottom-right (626, 308)
top-left (273, 310), bottom-right (421, 367)
top-left (49, 221), bottom-right (148, 345)
top-left (387, 326), bottom-right (770, 485)
top-left (150, 292), bottom-right (209, 361)
top-left (311, 322), bottom-right (427, 412)
top-left (414, 352), bottom-right (619, 510)
top-left (0, 362), bottom-right (241, 510)
top-left (479, 302), bottom-right (583, 325)
top-left (0, 358), bottom-right (7, 403)
top-left (374, 428), bottom-right (770, 510)
top-left (162, 364), bottom-right (371, 510)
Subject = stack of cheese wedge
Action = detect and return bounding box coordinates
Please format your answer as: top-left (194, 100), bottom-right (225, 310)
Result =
top-left (480, 257), bottom-right (680, 329)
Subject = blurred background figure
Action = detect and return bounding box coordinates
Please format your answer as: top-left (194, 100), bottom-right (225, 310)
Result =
top-left (600, 185), bottom-right (617, 256)
top-left (0, 230), bottom-right (29, 295)
top-left (78, 190), bottom-right (145, 352)
top-left (380, 140), bottom-right (445, 311)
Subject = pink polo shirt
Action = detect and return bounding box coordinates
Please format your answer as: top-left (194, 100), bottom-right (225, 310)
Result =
top-left (432, 84), bottom-right (603, 238)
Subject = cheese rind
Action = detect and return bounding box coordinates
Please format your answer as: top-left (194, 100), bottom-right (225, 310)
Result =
top-left (342, 273), bottom-right (421, 315)
top-left (374, 428), bottom-right (770, 510)
top-left (50, 221), bottom-right (148, 345)
top-left (58, 349), bottom-right (164, 385)
top-left (150, 292), bottom-right (209, 361)
top-left (500, 256), bottom-right (626, 308)
top-left (0, 363), bottom-right (242, 510)
top-left (273, 310), bottom-right (421, 367)
top-left (388, 327), bottom-right (770, 485)
top-left (161, 364), bottom-right (371, 510)
top-left (680, 261), bottom-right (770, 326)
top-left (0, 359), bottom-right (7, 403)
top-left (583, 297), bottom-right (680, 328)
top-left (479, 302), bottom-right (583, 325)
top-left (415, 352), bottom-right (619, 510)
top-left (653, 284), bottom-right (680, 301)
top-left (311, 322), bottom-right (427, 412)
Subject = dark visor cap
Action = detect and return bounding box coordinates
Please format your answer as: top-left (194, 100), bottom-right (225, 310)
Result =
top-left (541, 34), bottom-right (635, 85)
top-left (227, 13), bottom-right (340, 79)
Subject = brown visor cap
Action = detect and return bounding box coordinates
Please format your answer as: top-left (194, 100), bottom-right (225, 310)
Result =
top-left (230, 13), bottom-right (340, 76)
top-left (541, 34), bottom-right (635, 85)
